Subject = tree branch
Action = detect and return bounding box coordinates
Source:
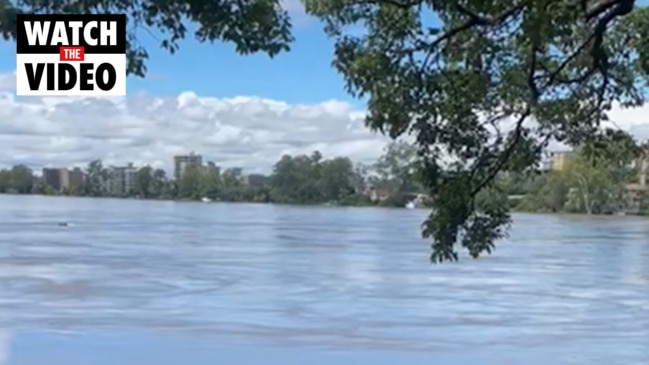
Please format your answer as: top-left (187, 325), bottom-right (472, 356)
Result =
top-left (471, 107), bottom-right (532, 196)
top-left (585, 0), bottom-right (634, 21)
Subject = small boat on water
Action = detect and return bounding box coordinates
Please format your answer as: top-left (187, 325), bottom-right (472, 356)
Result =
top-left (405, 201), bottom-right (416, 209)
top-left (201, 197), bottom-right (212, 203)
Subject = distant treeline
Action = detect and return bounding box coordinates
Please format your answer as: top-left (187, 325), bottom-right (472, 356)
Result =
top-left (2, 140), bottom-right (648, 215)
top-left (0, 142), bottom-right (429, 208)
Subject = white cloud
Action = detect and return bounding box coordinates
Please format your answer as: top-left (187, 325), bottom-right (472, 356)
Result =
top-left (543, 103), bottom-right (649, 152)
top-left (281, 0), bottom-right (313, 27)
top-left (0, 329), bottom-right (10, 365)
top-left (606, 103), bottom-right (649, 141)
top-left (1, 70), bottom-right (648, 175)
top-left (0, 72), bottom-right (15, 91)
top-left (0, 72), bottom-right (389, 174)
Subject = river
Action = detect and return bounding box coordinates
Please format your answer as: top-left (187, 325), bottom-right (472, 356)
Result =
top-left (0, 195), bottom-right (647, 364)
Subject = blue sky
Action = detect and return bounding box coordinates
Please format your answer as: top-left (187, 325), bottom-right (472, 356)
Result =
top-left (0, 14), bottom-right (357, 106)
top-left (1, 6), bottom-right (648, 172)
top-left (0, 12), bottom-right (387, 172)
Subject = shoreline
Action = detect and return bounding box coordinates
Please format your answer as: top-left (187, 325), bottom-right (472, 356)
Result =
top-left (0, 192), bottom-right (413, 209)
top-left (2, 193), bottom-right (647, 217)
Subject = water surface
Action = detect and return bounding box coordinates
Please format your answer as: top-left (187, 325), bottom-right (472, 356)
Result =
top-left (0, 195), bottom-right (648, 364)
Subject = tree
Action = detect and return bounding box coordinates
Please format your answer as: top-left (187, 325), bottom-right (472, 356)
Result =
top-left (63, 185), bottom-right (80, 196)
top-left (150, 168), bottom-right (169, 198)
top-left (563, 153), bottom-right (615, 214)
top-left (304, 0), bottom-right (649, 261)
top-left (351, 163), bottom-right (370, 193)
top-left (267, 152), bottom-right (363, 204)
top-left (374, 141), bottom-right (421, 195)
top-left (84, 159), bottom-right (106, 196)
top-left (200, 165), bottom-right (222, 199)
top-left (584, 130), bottom-right (638, 212)
top-left (641, 189), bottom-right (649, 215)
top-left (268, 154), bottom-right (322, 203)
top-left (0, 169), bottom-right (10, 193)
top-left (220, 167), bottom-right (246, 201)
top-left (31, 180), bottom-right (47, 195)
top-left (177, 165), bottom-right (203, 199)
top-left (8, 165), bottom-right (33, 194)
top-left (517, 137), bottom-right (639, 214)
top-left (317, 157), bottom-right (356, 201)
top-left (518, 172), bottom-right (570, 213)
top-left (1, 0), bottom-right (293, 76)
top-left (137, 166), bottom-right (153, 198)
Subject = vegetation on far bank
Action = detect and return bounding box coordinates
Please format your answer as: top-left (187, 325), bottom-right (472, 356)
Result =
top-left (1, 139), bottom-right (648, 217)
top-left (0, 141), bottom-right (428, 208)
top-left (483, 137), bottom-right (649, 217)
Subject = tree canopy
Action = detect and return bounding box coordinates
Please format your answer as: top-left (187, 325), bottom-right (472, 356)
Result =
top-left (0, 143), bottom-right (428, 207)
top-left (302, 0), bottom-right (649, 261)
top-left (0, 0), bottom-right (293, 76)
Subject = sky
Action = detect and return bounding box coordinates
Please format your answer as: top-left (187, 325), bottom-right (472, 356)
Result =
top-left (0, 2), bottom-right (392, 174)
top-left (0, 1), bottom-right (648, 174)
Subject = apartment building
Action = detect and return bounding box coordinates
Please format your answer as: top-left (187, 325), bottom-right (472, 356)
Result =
top-left (42, 168), bottom-right (64, 191)
top-left (42, 167), bottom-right (84, 192)
top-left (174, 152), bottom-right (203, 180)
top-left (69, 167), bottom-right (84, 188)
top-left (548, 151), bottom-right (573, 171)
top-left (106, 163), bottom-right (138, 196)
top-left (243, 174), bottom-right (268, 189)
top-left (204, 161), bottom-right (220, 175)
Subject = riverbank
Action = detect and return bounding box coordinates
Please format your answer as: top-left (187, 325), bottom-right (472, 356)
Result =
top-left (3, 192), bottom-right (649, 218)
top-left (0, 191), bottom-right (423, 209)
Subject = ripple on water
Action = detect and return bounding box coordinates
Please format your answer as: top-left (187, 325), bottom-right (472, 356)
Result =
top-left (0, 196), bottom-right (648, 364)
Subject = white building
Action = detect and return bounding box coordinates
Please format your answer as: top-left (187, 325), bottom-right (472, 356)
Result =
top-left (107, 162), bottom-right (139, 196)
top-left (174, 152), bottom-right (203, 180)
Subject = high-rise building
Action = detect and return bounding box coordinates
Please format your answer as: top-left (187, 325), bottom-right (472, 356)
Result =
top-left (204, 161), bottom-right (220, 175)
top-left (60, 168), bottom-right (70, 190)
top-left (549, 151), bottom-right (573, 171)
top-left (42, 167), bottom-right (71, 191)
top-left (42, 167), bottom-right (85, 192)
top-left (124, 164), bottom-right (138, 193)
top-left (42, 168), bottom-right (63, 191)
top-left (107, 163), bottom-right (138, 196)
top-left (174, 152), bottom-right (203, 180)
top-left (69, 167), bottom-right (84, 189)
top-left (244, 174), bottom-right (268, 189)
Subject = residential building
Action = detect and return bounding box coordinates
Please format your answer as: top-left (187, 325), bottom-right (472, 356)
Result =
top-left (68, 167), bottom-right (84, 189)
top-left (60, 168), bottom-right (70, 190)
top-left (548, 151), bottom-right (573, 171)
top-left (42, 167), bottom-right (85, 192)
top-left (106, 167), bottom-right (123, 196)
top-left (632, 156), bottom-right (648, 187)
top-left (244, 174), bottom-right (268, 189)
top-left (42, 167), bottom-right (65, 191)
top-left (125, 165), bottom-right (138, 193)
top-left (174, 152), bottom-right (203, 180)
top-left (106, 163), bottom-right (138, 196)
top-left (363, 183), bottom-right (390, 202)
top-left (624, 183), bottom-right (645, 214)
top-left (623, 156), bottom-right (648, 214)
top-left (204, 161), bottom-right (220, 175)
